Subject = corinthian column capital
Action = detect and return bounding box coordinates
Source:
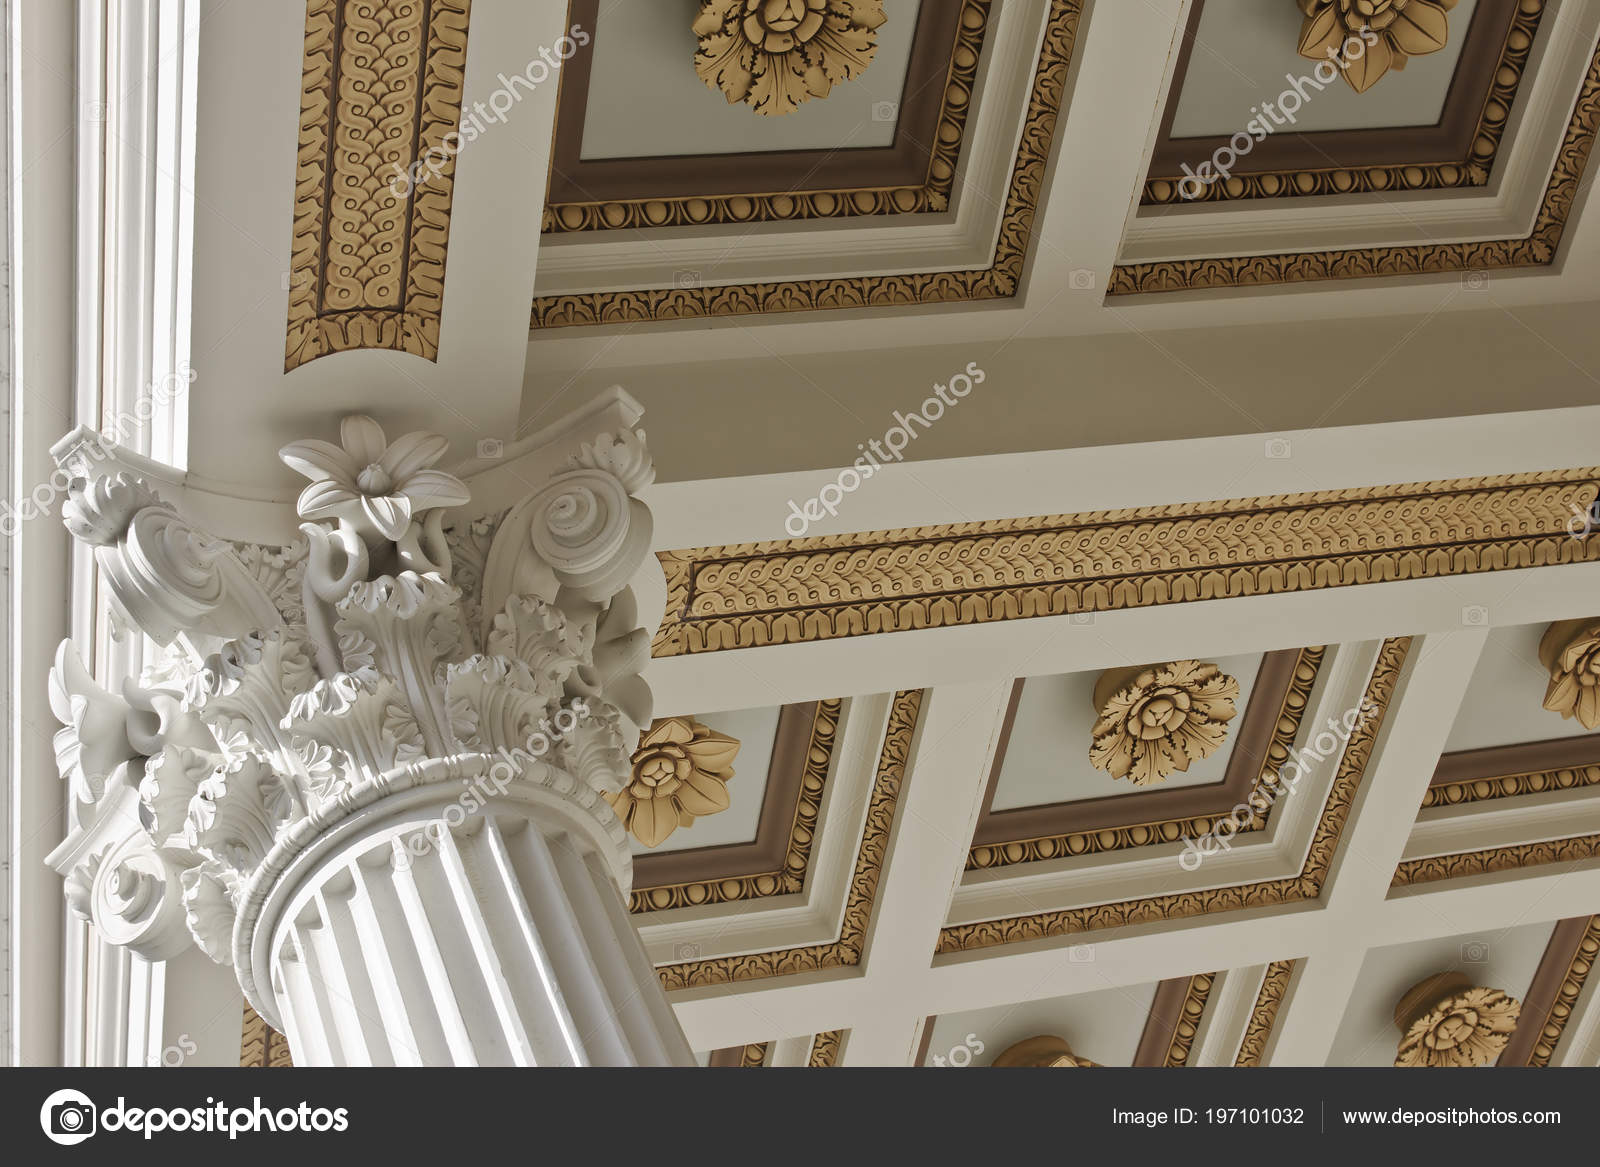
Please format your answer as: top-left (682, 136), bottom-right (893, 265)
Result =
top-left (45, 398), bottom-right (689, 1066)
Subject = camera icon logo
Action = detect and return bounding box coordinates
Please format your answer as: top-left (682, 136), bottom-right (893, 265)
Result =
top-left (1460, 941), bottom-right (1491, 963)
top-left (1461, 271), bottom-right (1490, 290)
top-left (1462, 605), bottom-right (1490, 627)
top-left (872, 100), bottom-right (899, 122)
top-left (1068, 944), bottom-right (1096, 963)
top-left (1068, 268), bottom-right (1097, 291)
top-left (673, 270), bottom-right (701, 290)
top-left (673, 942), bottom-right (702, 961)
top-left (476, 437), bottom-right (504, 460)
top-left (40, 1088), bottom-right (97, 1145)
top-left (1264, 437), bottom-right (1292, 460)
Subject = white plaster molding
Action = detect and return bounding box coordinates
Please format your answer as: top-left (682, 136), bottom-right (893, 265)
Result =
top-left (1405, 786), bottom-right (1600, 862)
top-left (528, 0), bottom-right (1050, 296)
top-left (1118, 0), bottom-right (1600, 265)
top-left (639, 694), bottom-right (886, 964)
top-left (46, 400), bottom-right (693, 1065)
top-left (946, 642), bottom-right (1369, 928)
top-left (7, 0), bottom-right (76, 1068)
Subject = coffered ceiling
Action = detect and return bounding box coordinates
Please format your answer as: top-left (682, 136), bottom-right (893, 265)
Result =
top-left (170, 0), bottom-right (1600, 496)
top-left (56, 0), bottom-right (1600, 1069)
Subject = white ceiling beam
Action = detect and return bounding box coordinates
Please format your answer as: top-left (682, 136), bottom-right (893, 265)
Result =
top-left (838, 680), bottom-right (1011, 1065)
top-left (183, 0), bottom-right (569, 488)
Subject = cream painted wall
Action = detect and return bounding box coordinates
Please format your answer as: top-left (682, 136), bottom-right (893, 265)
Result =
top-left (523, 299), bottom-right (1600, 487)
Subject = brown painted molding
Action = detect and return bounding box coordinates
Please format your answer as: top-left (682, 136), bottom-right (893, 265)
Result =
top-left (530, 0), bottom-right (1073, 327)
top-left (629, 698), bottom-right (842, 913)
top-left (940, 638), bottom-right (1411, 953)
top-left (546, 0), bottom-right (973, 224)
top-left (1423, 732), bottom-right (1600, 809)
top-left (1134, 973), bottom-right (1216, 1066)
top-left (633, 701), bottom-right (817, 887)
top-left (1147, 0), bottom-right (1524, 193)
top-left (657, 689), bottom-right (924, 990)
top-left (972, 649), bottom-right (1305, 847)
top-left (1432, 733), bottom-right (1600, 786)
top-left (1111, 20), bottom-right (1598, 294)
top-left (1500, 915), bottom-right (1594, 1066)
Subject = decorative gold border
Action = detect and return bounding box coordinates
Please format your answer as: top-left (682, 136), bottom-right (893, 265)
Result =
top-left (1234, 960), bottom-right (1296, 1067)
top-left (1110, 25), bottom-right (1600, 294)
top-left (286, 0), bottom-right (470, 370)
top-left (808, 1030), bottom-right (845, 1067)
top-left (653, 471), bottom-right (1600, 658)
top-left (1141, 2), bottom-right (1544, 206)
top-left (241, 1003), bottom-right (293, 1068)
top-left (1391, 833), bottom-right (1600, 887)
top-left (1161, 972), bottom-right (1216, 1067)
top-left (968, 647), bottom-right (1325, 870)
top-left (544, 2), bottom-right (991, 233)
top-left (528, 0), bottom-right (1083, 329)
top-left (936, 637), bottom-right (1410, 954)
top-left (1422, 760), bottom-right (1600, 809)
top-left (1528, 915), bottom-right (1600, 1066)
top-left (657, 689), bottom-right (924, 990)
top-left (630, 699), bottom-right (842, 913)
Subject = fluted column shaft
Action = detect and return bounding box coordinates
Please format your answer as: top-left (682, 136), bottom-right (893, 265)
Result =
top-left (264, 804), bottom-right (691, 1067)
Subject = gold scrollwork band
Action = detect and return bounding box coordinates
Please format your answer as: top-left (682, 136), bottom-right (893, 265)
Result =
top-left (653, 472), bottom-right (1600, 658)
top-left (286, 0), bottom-right (471, 370)
top-left (1234, 960), bottom-right (1296, 1067)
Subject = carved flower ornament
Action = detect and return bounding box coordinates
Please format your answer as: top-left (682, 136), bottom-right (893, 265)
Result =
top-left (279, 415), bottom-right (469, 545)
top-left (991, 1036), bottom-right (1099, 1068)
top-left (605, 716), bottom-right (740, 847)
top-left (1089, 661), bottom-right (1240, 787)
top-left (693, 0), bottom-right (887, 117)
top-left (1540, 619), bottom-right (1600, 730)
top-left (1297, 0), bottom-right (1459, 94)
top-left (1394, 974), bottom-right (1521, 1068)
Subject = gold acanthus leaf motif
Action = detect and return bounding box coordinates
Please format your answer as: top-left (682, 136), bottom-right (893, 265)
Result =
top-left (606, 716), bottom-right (740, 847)
top-left (1395, 981), bottom-right (1521, 1068)
top-left (1297, 0), bottom-right (1458, 94)
top-left (693, 0), bottom-right (887, 117)
top-left (1540, 619), bottom-right (1600, 730)
top-left (1089, 661), bottom-right (1239, 787)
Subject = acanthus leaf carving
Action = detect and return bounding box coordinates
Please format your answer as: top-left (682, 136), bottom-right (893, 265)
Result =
top-left (49, 404), bottom-right (661, 1024)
